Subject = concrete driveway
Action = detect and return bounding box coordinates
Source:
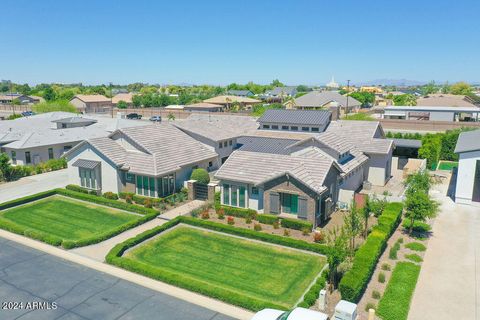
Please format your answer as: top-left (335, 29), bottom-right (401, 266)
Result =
top-left (0, 238), bottom-right (235, 320)
top-left (409, 182), bottom-right (480, 320)
top-left (0, 169), bottom-right (68, 203)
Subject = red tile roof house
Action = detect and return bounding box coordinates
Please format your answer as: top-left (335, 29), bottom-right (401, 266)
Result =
top-left (70, 94), bottom-right (113, 114)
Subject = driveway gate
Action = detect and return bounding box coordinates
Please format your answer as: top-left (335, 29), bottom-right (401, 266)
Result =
top-left (194, 183), bottom-right (208, 200)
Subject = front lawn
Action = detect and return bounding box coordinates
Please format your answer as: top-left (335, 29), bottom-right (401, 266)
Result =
top-left (377, 262), bottom-right (421, 320)
top-left (124, 225), bottom-right (326, 310)
top-left (0, 195), bottom-right (141, 246)
top-left (437, 161), bottom-right (458, 171)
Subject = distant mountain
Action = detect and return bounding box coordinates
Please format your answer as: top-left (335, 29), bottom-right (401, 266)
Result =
top-left (355, 79), bottom-right (427, 87)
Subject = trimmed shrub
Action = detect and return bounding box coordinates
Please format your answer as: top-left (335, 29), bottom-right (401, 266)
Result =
top-left (281, 218), bottom-right (313, 231)
top-left (302, 227), bottom-right (311, 236)
top-left (103, 192), bottom-right (119, 200)
top-left (215, 205), bottom-right (257, 219)
top-left (144, 198), bottom-right (153, 208)
top-left (227, 216), bottom-right (235, 225)
top-left (190, 168), bottom-right (210, 184)
top-left (402, 220), bottom-right (431, 233)
top-left (253, 223), bottom-right (262, 231)
top-left (365, 302), bottom-right (376, 312)
top-left (378, 272), bottom-right (386, 283)
top-left (125, 195), bottom-right (133, 204)
top-left (313, 231), bottom-right (325, 243)
top-left (298, 269), bottom-right (328, 307)
top-left (217, 208), bottom-right (225, 219)
top-left (256, 214), bottom-right (279, 225)
top-left (201, 211), bottom-right (210, 219)
top-left (273, 221), bottom-right (280, 229)
top-left (283, 229), bottom-right (290, 237)
top-left (0, 189), bottom-right (57, 210)
top-left (65, 184), bottom-right (89, 194)
top-left (119, 192), bottom-right (134, 199)
top-left (381, 263), bottom-right (391, 271)
top-left (372, 290), bottom-right (381, 299)
top-left (339, 202), bottom-right (403, 302)
top-left (405, 253), bottom-right (423, 263)
top-left (405, 242), bottom-right (426, 252)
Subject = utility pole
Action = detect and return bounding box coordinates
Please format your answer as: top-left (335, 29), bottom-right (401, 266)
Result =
top-left (110, 82), bottom-right (113, 118)
top-left (10, 81), bottom-right (15, 116)
top-left (345, 79), bottom-right (350, 116)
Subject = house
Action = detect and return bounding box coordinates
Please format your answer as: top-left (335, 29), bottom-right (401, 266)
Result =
top-left (265, 86), bottom-right (298, 98)
top-left (215, 119), bottom-right (393, 227)
top-left (70, 95), bottom-right (112, 113)
top-left (417, 94), bottom-right (478, 108)
top-left (0, 94), bottom-right (42, 105)
top-left (203, 95), bottom-right (261, 109)
top-left (64, 124), bottom-right (218, 195)
top-left (454, 129), bottom-right (480, 204)
top-left (0, 112), bottom-right (148, 166)
top-left (258, 109), bottom-right (331, 132)
top-left (360, 86), bottom-right (383, 94)
top-left (226, 90), bottom-right (254, 97)
top-left (112, 93), bottom-right (133, 106)
top-left (383, 106), bottom-right (480, 122)
top-left (293, 91), bottom-right (362, 116)
top-left (173, 114), bottom-right (258, 165)
top-left (183, 102), bottom-right (224, 112)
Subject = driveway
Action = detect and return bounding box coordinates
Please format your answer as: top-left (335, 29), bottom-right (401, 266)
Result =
top-left (0, 238), bottom-right (235, 320)
top-left (0, 169), bottom-right (68, 203)
top-left (409, 181), bottom-right (480, 320)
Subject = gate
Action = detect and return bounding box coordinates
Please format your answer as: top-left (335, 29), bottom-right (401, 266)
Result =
top-left (194, 183), bottom-right (208, 200)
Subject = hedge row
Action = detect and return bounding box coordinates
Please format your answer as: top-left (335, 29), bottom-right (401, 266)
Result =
top-left (215, 204), bottom-right (257, 219)
top-left (119, 191), bottom-right (187, 207)
top-left (339, 202), bottom-right (403, 302)
top-left (297, 269), bottom-right (328, 308)
top-left (106, 216), bottom-right (329, 310)
top-left (281, 218), bottom-right (313, 230)
top-left (0, 189), bottom-right (57, 210)
top-left (256, 214), bottom-right (279, 225)
top-left (65, 184), bottom-right (98, 195)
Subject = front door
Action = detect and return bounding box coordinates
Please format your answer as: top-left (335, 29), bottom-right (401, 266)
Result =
top-left (281, 193), bottom-right (298, 214)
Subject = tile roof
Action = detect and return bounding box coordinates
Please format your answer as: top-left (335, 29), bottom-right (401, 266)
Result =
top-left (237, 136), bottom-right (297, 155)
top-left (112, 93), bottom-right (133, 104)
top-left (455, 129), bottom-right (480, 153)
top-left (214, 150), bottom-right (337, 194)
top-left (72, 94), bottom-right (111, 103)
top-left (294, 91), bottom-right (361, 108)
top-left (203, 95), bottom-right (260, 105)
top-left (266, 86), bottom-right (298, 96)
top-left (71, 159), bottom-right (101, 169)
top-left (392, 138), bottom-right (421, 149)
top-left (258, 109), bottom-right (331, 126)
top-left (51, 117), bottom-right (97, 124)
top-left (417, 94), bottom-right (478, 108)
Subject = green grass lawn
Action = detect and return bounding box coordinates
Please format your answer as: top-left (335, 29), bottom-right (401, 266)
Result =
top-left (0, 195), bottom-right (139, 241)
top-left (437, 161), bottom-right (458, 171)
top-left (377, 262), bottom-right (421, 320)
top-left (405, 242), bottom-right (427, 252)
top-left (125, 225), bottom-right (326, 309)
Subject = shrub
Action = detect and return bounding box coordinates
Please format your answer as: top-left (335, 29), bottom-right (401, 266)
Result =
top-left (365, 302), bottom-right (376, 312)
top-left (65, 184), bottom-right (89, 194)
top-left (298, 270), bottom-right (328, 307)
top-left (378, 272), bottom-right (386, 283)
top-left (201, 211), bottom-right (210, 219)
top-left (283, 229), bottom-right (290, 237)
top-left (313, 231), bottom-right (325, 243)
top-left (405, 242), bottom-right (426, 252)
top-left (389, 241), bottom-right (401, 260)
top-left (190, 168), bottom-right (210, 184)
top-left (254, 223), bottom-right (262, 231)
top-left (273, 221), bottom-right (280, 229)
top-left (302, 227), bottom-right (311, 236)
top-left (125, 195), bottom-right (133, 204)
top-left (0, 190), bottom-right (57, 210)
top-left (381, 263), bottom-right (391, 271)
top-left (215, 205), bottom-right (257, 219)
top-left (245, 216), bottom-right (252, 224)
top-left (144, 198), bottom-right (153, 208)
top-left (339, 202), bottom-right (403, 302)
top-left (405, 253), bottom-right (423, 263)
top-left (372, 290), bottom-right (381, 299)
top-left (256, 214), bottom-right (279, 225)
top-left (103, 192), bottom-right (119, 200)
top-left (402, 220), bottom-right (431, 233)
top-left (217, 210), bottom-right (225, 219)
top-left (280, 218), bottom-right (313, 231)
top-left (227, 216), bottom-right (235, 225)
top-left (119, 192), bottom-right (135, 199)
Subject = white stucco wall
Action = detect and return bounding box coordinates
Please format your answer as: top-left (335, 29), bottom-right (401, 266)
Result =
top-left (66, 143), bottom-right (122, 193)
top-left (455, 150), bottom-right (480, 204)
top-left (365, 150), bottom-right (393, 186)
top-left (340, 166), bottom-right (365, 191)
top-left (4, 142), bottom-right (81, 166)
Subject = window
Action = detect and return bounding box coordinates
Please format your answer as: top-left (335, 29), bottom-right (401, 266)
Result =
top-left (311, 127), bottom-right (320, 132)
top-left (223, 141), bottom-right (228, 147)
top-left (223, 184), bottom-right (230, 205)
top-left (79, 168), bottom-right (97, 189)
top-left (126, 172), bottom-right (135, 183)
top-left (281, 193), bottom-right (298, 214)
top-left (208, 161), bottom-right (213, 167)
top-left (290, 126), bottom-right (298, 131)
top-left (263, 125), bottom-right (270, 129)
top-left (63, 145), bottom-right (72, 152)
top-left (11, 151), bottom-right (16, 165)
top-left (219, 142), bottom-right (223, 149)
top-left (157, 173), bottom-right (175, 197)
top-left (48, 148), bottom-right (54, 160)
top-left (62, 123), bottom-right (67, 128)
top-left (302, 127), bottom-right (309, 132)
top-left (281, 126), bottom-right (289, 130)
top-left (229, 140), bottom-right (232, 146)
top-left (272, 125), bottom-right (279, 130)
top-left (239, 186), bottom-right (246, 208)
top-left (25, 151), bottom-right (31, 164)
top-left (0, 147), bottom-right (5, 153)
top-left (251, 187), bottom-right (259, 195)
top-left (231, 186), bottom-right (238, 206)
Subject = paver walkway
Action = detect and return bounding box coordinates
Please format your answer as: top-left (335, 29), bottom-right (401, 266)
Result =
top-left (409, 181), bottom-right (480, 320)
top-left (71, 200), bottom-right (205, 262)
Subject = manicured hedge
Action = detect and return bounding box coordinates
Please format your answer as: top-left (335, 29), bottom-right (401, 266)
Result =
top-left (297, 269), bottom-right (328, 308)
top-left (256, 214), bottom-right (279, 225)
top-left (0, 190), bottom-right (57, 210)
top-left (106, 216), bottom-right (329, 311)
top-left (215, 204), bottom-right (257, 219)
top-left (65, 184), bottom-right (98, 195)
top-left (281, 217), bottom-right (313, 231)
top-left (339, 202), bottom-right (403, 302)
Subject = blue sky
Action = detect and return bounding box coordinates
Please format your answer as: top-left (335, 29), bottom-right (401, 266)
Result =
top-left (1, 0), bottom-right (479, 86)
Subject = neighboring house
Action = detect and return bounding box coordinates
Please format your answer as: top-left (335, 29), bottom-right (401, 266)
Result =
top-left (70, 94), bottom-right (112, 113)
top-left (112, 93), bottom-right (133, 106)
top-left (383, 106), bottom-right (480, 122)
top-left (293, 91), bottom-right (362, 116)
top-left (258, 109), bottom-right (331, 133)
top-left (226, 90), bottom-right (254, 97)
top-left (0, 112), bottom-right (148, 166)
top-left (0, 94), bottom-right (41, 105)
top-left (265, 86), bottom-right (298, 98)
top-left (417, 94), bottom-right (478, 108)
top-left (173, 114), bottom-right (259, 165)
top-left (203, 95), bottom-right (261, 109)
top-left (183, 102), bottom-right (224, 112)
top-left (64, 124), bottom-right (218, 196)
top-left (454, 129), bottom-right (480, 204)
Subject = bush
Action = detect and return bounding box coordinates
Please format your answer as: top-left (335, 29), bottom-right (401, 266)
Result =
top-left (256, 214), bottom-right (279, 225)
top-left (389, 241), bottom-right (401, 260)
top-left (144, 198), bottom-right (153, 208)
top-left (201, 211), bottom-right (210, 219)
top-left (103, 192), bottom-right (119, 200)
top-left (253, 223), bottom-right (262, 231)
top-left (402, 220), bottom-right (431, 233)
top-left (119, 192), bottom-right (135, 199)
top-left (245, 216), bottom-right (252, 224)
top-left (190, 168), bottom-right (210, 184)
top-left (378, 272), bottom-right (386, 283)
top-left (339, 202), bottom-right (403, 302)
top-left (405, 253), bottom-right (423, 263)
top-left (125, 195), bottom-right (133, 204)
top-left (217, 208), bottom-right (225, 219)
top-left (372, 290), bottom-right (381, 299)
top-left (298, 270), bottom-right (328, 307)
top-left (281, 218), bottom-right (313, 231)
top-left (227, 216), bottom-right (235, 225)
top-left (283, 229), bottom-right (290, 237)
top-left (313, 232), bottom-right (325, 243)
top-left (405, 242), bottom-right (426, 252)
top-left (365, 302), bottom-right (376, 312)
top-left (302, 227), bottom-right (311, 236)
top-left (216, 205), bottom-right (257, 219)
top-left (0, 189), bottom-right (57, 210)
top-left (273, 221), bottom-right (280, 229)
top-left (381, 263), bottom-right (391, 271)
top-left (65, 184), bottom-right (89, 194)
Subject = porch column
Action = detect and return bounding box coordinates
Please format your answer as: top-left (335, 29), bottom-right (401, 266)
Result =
top-left (207, 182), bottom-right (217, 202)
top-left (187, 179), bottom-right (196, 201)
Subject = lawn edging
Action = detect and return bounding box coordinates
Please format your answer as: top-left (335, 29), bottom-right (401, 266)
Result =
top-left (106, 216), bottom-right (329, 311)
top-left (0, 189), bottom-right (160, 249)
top-left (339, 202), bottom-right (403, 302)
top-left (377, 262), bottom-right (421, 320)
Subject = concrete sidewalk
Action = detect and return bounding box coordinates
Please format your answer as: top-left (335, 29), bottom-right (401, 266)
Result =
top-left (0, 229), bottom-right (253, 320)
top-left (71, 200), bottom-right (205, 261)
top-left (0, 169), bottom-right (68, 203)
top-left (409, 182), bottom-right (480, 320)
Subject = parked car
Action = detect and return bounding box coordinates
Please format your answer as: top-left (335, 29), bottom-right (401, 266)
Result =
top-left (251, 308), bottom-right (328, 320)
top-left (21, 111), bottom-right (35, 117)
top-left (149, 115), bottom-right (162, 122)
top-left (126, 113), bottom-right (142, 120)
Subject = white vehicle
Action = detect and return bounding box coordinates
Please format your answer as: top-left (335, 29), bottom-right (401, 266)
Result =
top-left (333, 300), bottom-right (358, 320)
top-left (251, 307), bottom-right (329, 320)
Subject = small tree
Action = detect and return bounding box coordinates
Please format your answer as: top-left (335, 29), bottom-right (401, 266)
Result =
top-left (190, 168), bottom-right (210, 184)
top-left (369, 194), bottom-right (387, 217)
top-left (0, 153), bottom-right (12, 182)
top-left (167, 113), bottom-right (175, 121)
top-left (362, 196), bottom-right (372, 238)
top-left (326, 226), bottom-right (348, 292)
top-left (117, 100), bottom-right (128, 109)
top-left (344, 201), bottom-right (363, 255)
top-left (404, 192), bottom-right (438, 234)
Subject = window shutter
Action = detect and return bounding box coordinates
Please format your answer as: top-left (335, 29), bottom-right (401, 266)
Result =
top-left (298, 197), bottom-right (308, 219)
top-left (269, 192), bottom-right (280, 214)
